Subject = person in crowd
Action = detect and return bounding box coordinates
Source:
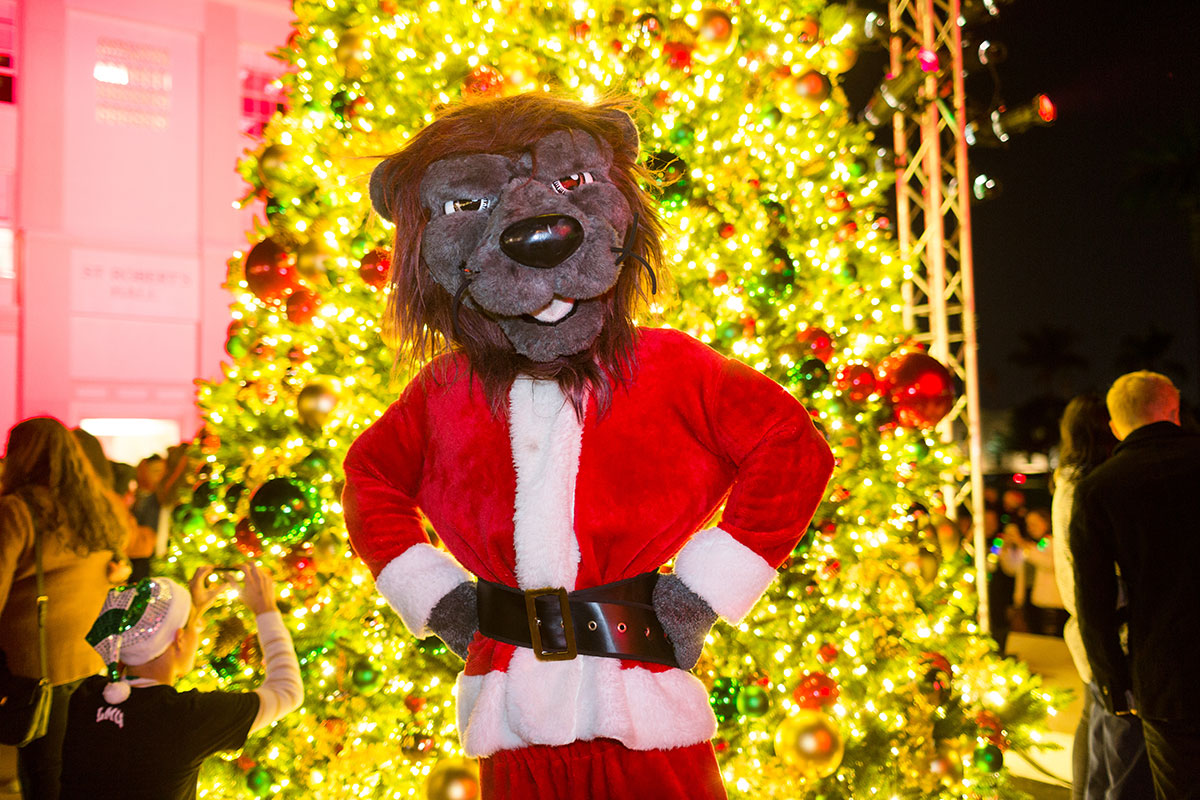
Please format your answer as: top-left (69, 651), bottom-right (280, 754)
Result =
top-left (58, 564), bottom-right (303, 800)
top-left (1052, 393), bottom-right (1146, 800)
top-left (986, 506), bottom-right (1023, 654)
top-left (1018, 508), bottom-right (1066, 636)
top-left (1072, 371), bottom-right (1200, 799)
top-left (70, 428), bottom-right (134, 585)
top-left (0, 417), bottom-right (130, 800)
top-left (129, 455), bottom-right (167, 581)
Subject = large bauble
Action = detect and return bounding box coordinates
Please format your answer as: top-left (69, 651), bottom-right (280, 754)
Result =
top-left (297, 382), bottom-right (338, 427)
top-left (774, 709), bottom-right (845, 779)
top-left (425, 758), bottom-right (480, 800)
top-left (877, 351), bottom-right (956, 429)
top-left (245, 239), bottom-right (298, 304)
top-left (834, 363), bottom-right (876, 403)
top-left (248, 478), bottom-right (321, 544)
top-left (792, 671), bottom-right (839, 709)
top-left (335, 30), bottom-right (371, 79)
top-left (693, 8), bottom-right (737, 64)
top-left (359, 249), bottom-right (391, 288)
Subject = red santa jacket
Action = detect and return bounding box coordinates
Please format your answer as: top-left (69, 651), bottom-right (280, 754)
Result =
top-left (343, 327), bottom-right (833, 756)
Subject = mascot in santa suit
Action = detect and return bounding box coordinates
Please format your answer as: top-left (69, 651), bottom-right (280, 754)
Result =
top-left (343, 93), bottom-right (834, 799)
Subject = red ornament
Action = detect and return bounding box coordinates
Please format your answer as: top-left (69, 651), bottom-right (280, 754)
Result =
top-left (570, 20), bottom-right (591, 41)
top-left (798, 16), bottom-right (819, 43)
top-left (825, 190), bottom-right (851, 212)
top-left (405, 695), bottom-right (427, 713)
top-left (709, 270), bottom-right (729, 287)
top-left (834, 363), bottom-right (876, 403)
top-left (464, 65), bottom-right (503, 96)
top-left (652, 89), bottom-right (673, 109)
top-left (663, 40), bottom-right (693, 70)
top-left (821, 558), bottom-right (841, 579)
top-left (287, 346), bottom-right (308, 363)
top-left (877, 351), bottom-right (956, 429)
top-left (796, 327), bottom-right (834, 362)
top-left (836, 221), bottom-right (858, 241)
top-left (719, 223), bottom-right (736, 239)
top-left (793, 672), bottom-right (839, 709)
top-left (234, 519), bottom-right (262, 557)
top-left (285, 288), bottom-right (321, 324)
top-left (245, 239), bottom-right (298, 304)
top-left (285, 544), bottom-right (317, 589)
top-left (817, 643), bottom-right (839, 663)
top-left (359, 249), bottom-right (391, 288)
top-left (921, 651), bottom-right (952, 675)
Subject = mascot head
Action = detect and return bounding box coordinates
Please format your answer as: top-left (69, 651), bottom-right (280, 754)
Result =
top-left (369, 93), bottom-right (663, 414)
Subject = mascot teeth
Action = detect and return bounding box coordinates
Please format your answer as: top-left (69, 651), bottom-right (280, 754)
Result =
top-left (532, 297), bottom-right (575, 323)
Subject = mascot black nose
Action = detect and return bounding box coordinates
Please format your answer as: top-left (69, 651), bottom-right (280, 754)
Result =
top-left (499, 215), bottom-right (584, 269)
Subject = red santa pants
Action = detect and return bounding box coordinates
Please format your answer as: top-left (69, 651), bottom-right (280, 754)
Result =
top-left (479, 737), bottom-right (727, 799)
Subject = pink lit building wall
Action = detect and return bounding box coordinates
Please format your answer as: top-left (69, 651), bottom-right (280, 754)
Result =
top-left (0, 0), bottom-right (290, 461)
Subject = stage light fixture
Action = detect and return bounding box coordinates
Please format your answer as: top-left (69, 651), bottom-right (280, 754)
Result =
top-left (861, 61), bottom-right (927, 127)
top-left (963, 39), bottom-right (1008, 71)
top-left (971, 173), bottom-right (1002, 201)
top-left (959, 0), bottom-right (1014, 27)
top-left (965, 94), bottom-right (1056, 146)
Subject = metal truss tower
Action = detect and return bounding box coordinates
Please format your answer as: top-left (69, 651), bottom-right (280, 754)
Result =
top-left (886, 0), bottom-right (990, 631)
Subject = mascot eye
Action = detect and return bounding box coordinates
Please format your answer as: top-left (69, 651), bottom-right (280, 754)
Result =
top-left (443, 197), bottom-right (492, 215)
top-left (551, 172), bottom-right (595, 194)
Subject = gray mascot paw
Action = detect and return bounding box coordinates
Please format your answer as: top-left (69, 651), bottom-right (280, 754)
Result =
top-left (426, 581), bottom-right (479, 660)
top-left (653, 573), bottom-right (718, 670)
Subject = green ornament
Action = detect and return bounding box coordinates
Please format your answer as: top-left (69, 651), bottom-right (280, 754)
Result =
top-left (177, 507), bottom-right (206, 536)
top-left (973, 743), bottom-right (1003, 772)
top-left (298, 450), bottom-right (330, 475)
top-left (248, 478), bottom-right (323, 545)
top-left (904, 438), bottom-right (931, 460)
top-left (794, 358), bottom-right (830, 393)
top-left (793, 531), bottom-right (814, 556)
top-left (191, 480), bottom-right (217, 507)
top-left (209, 652), bottom-right (240, 680)
top-left (246, 765), bottom-right (273, 797)
top-left (225, 481), bottom-right (247, 508)
top-left (668, 125), bottom-right (695, 147)
top-left (709, 677), bottom-right (742, 724)
top-left (736, 685), bottom-right (771, 717)
top-left (349, 232), bottom-right (373, 260)
top-left (824, 397), bottom-right (846, 417)
top-left (848, 159), bottom-right (867, 177)
top-left (760, 105), bottom-right (783, 126)
top-left (835, 262), bottom-right (858, 286)
top-left (352, 657), bottom-right (383, 693)
top-left (212, 518), bottom-right (236, 539)
top-left (225, 335), bottom-right (247, 359)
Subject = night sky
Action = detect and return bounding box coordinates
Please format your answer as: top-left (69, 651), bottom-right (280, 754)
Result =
top-left (965, 0), bottom-right (1200, 408)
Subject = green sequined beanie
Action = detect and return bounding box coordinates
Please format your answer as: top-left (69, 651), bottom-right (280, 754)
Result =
top-left (86, 577), bottom-right (192, 704)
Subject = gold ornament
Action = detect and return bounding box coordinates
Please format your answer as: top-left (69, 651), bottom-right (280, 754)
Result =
top-left (774, 709), bottom-right (845, 779)
top-left (297, 382), bottom-right (339, 428)
top-left (693, 8), bottom-right (737, 64)
top-left (336, 30), bottom-right (372, 80)
top-left (773, 70), bottom-right (831, 117)
top-left (258, 144), bottom-right (292, 186)
top-left (296, 235), bottom-right (337, 279)
top-left (821, 45), bottom-right (858, 74)
top-left (425, 758), bottom-right (480, 800)
top-left (498, 50), bottom-right (540, 94)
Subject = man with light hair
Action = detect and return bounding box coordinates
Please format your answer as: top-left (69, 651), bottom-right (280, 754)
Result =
top-left (1072, 370), bottom-right (1200, 799)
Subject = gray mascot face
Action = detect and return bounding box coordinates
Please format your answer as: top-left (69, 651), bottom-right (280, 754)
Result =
top-left (416, 130), bottom-right (633, 362)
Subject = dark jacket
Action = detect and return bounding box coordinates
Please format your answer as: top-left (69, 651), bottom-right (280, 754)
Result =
top-left (1071, 420), bottom-right (1200, 718)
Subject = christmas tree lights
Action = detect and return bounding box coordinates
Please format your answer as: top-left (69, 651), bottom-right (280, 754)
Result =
top-left (171, 1), bottom-right (1063, 797)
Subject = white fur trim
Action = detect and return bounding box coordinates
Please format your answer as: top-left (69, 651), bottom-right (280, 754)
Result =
top-left (674, 527), bottom-right (778, 624)
top-left (455, 651), bottom-right (716, 757)
top-left (374, 543), bottom-right (472, 637)
top-left (508, 378), bottom-right (582, 590)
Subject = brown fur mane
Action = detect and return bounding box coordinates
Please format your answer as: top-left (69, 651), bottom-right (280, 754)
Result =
top-left (374, 93), bottom-right (665, 417)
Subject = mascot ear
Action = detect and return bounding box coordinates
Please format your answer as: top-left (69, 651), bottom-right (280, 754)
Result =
top-left (369, 160), bottom-right (394, 223)
top-left (601, 108), bottom-right (641, 163)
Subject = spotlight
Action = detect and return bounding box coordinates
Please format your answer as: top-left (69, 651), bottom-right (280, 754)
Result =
top-left (962, 39), bottom-right (1008, 71)
top-left (965, 94), bottom-right (1056, 146)
top-left (959, 0), bottom-right (1014, 27)
top-left (971, 173), bottom-right (1002, 201)
top-left (861, 62), bottom-right (927, 127)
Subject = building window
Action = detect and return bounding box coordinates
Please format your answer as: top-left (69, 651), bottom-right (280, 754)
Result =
top-left (240, 68), bottom-right (284, 138)
top-left (0, 1), bottom-right (17, 104)
top-left (94, 38), bottom-right (171, 130)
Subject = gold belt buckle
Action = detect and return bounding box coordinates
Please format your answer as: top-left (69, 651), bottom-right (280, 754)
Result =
top-left (524, 587), bottom-right (576, 662)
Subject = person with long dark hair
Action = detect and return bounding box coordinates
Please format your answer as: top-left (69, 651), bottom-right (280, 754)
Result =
top-left (0, 417), bottom-right (129, 799)
top-left (1053, 394), bottom-right (1148, 799)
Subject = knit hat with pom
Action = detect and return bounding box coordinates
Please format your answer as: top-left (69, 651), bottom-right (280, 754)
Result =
top-left (86, 577), bottom-right (192, 704)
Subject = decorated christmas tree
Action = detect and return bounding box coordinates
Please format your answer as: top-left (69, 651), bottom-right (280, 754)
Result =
top-left (173, 1), bottom-right (1062, 797)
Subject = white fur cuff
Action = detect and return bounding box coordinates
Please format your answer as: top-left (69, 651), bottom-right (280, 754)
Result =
top-left (375, 543), bottom-right (472, 637)
top-left (673, 527), bottom-right (777, 624)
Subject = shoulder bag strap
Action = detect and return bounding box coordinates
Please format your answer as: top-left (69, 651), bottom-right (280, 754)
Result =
top-left (31, 508), bottom-right (48, 683)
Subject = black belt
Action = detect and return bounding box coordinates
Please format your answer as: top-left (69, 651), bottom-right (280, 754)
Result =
top-left (476, 571), bottom-right (679, 668)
